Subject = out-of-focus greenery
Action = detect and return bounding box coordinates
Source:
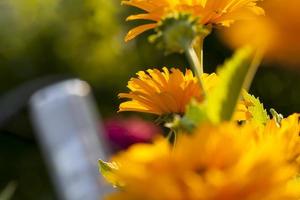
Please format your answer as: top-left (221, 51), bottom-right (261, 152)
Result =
top-left (0, 1), bottom-right (299, 199)
top-left (0, 0), bottom-right (136, 199)
top-left (204, 33), bottom-right (300, 116)
top-left (0, 0), bottom-right (139, 97)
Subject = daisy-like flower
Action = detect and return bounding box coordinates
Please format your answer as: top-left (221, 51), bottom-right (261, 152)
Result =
top-left (118, 67), bottom-right (217, 115)
top-left (103, 121), bottom-right (300, 200)
top-left (118, 67), bottom-right (264, 124)
top-left (122, 0), bottom-right (264, 41)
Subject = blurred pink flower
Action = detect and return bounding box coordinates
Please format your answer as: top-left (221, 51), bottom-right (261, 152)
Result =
top-left (103, 117), bottom-right (160, 150)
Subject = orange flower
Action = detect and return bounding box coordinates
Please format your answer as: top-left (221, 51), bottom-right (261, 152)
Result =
top-left (263, 114), bottom-right (300, 167)
top-left (118, 67), bottom-right (266, 123)
top-left (103, 121), bottom-right (300, 200)
top-left (122, 0), bottom-right (264, 41)
top-left (221, 0), bottom-right (300, 64)
top-left (118, 67), bottom-right (217, 115)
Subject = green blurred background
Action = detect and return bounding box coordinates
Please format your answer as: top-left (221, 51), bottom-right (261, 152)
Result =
top-left (0, 0), bottom-right (299, 199)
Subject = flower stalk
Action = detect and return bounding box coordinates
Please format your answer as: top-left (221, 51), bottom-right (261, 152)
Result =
top-left (243, 48), bottom-right (265, 91)
top-left (193, 36), bottom-right (205, 75)
top-left (185, 46), bottom-right (205, 93)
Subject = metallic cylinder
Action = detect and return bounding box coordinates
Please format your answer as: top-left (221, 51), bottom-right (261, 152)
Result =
top-left (30, 79), bottom-right (110, 200)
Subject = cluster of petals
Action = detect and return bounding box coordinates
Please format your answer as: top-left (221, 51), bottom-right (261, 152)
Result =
top-left (105, 115), bottom-right (300, 200)
top-left (118, 67), bottom-right (215, 115)
top-left (119, 67), bottom-right (255, 122)
top-left (122, 0), bottom-right (264, 41)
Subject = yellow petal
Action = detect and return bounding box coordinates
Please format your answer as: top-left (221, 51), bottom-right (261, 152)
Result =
top-left (125, 23), bottom-right (157, 42)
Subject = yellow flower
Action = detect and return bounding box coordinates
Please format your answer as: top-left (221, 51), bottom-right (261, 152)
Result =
top-left (118, 67), bottom-right (217, 115)
top-left (122, 0), bottom-right (264, 41)
top-left (104, 122), bottom-right (300, 200)
top-left (118, 67), bottom-right (262, 124)
top-left (221, 0), bottom-right (300, 64)
top-left (233, 102), bottom-right (252, 121)
top-left (262, 114), bottom-right (300, 167)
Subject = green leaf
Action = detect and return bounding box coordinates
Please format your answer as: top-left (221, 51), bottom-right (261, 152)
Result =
top-left (180, 100), bottom-right (208, 132)
top-left (206, 46), bottom-right (254, 123)
top-left (98, 160), bottom-right (123, 188)
top-left (180, 46), bottom-right (255, 131)
top-left (241, 90), bottom-right (269, 125)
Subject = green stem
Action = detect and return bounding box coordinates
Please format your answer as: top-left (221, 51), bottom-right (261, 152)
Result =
top-left (166, 129), bottom-right (177, 149)
top-left (166, 129), bottom-right (173, 142)
top-left (193, 37), bottom-right (204, 74)
top-left (185, 46), bottom-right (205, 93)
top-left (198, 46), bottom-right (203, 74)
top-left (243, 48), bottom-right (265, 91)
top-left (172, 130), bottom-right (177, 149)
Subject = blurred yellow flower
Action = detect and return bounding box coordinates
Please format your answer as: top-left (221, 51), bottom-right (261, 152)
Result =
top-left (221, 0), bottom-right (300, 64)
top-left (118, 67), bottom-right (217, 115)
top-left (262, 114), bottom-right (300, 167)
top-left (104, 122), bottom-right (300, 200)
top-left (122, 0), bottom-right (264, 41)
top-left (233, 102), bottom-right (252, 121)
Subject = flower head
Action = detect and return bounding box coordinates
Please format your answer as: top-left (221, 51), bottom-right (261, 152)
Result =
top-left (104, 121), bottom-right (300, 200)
top-left (118, 67), bottom-right (217, 115)
top-left (262, 114), bottom-right (300, 167)
top-left (118, 67), bottom-right (265, 125)
top-left (221, 0), bottom-right (300, 64)
top-left (122, 0), bottom-right (264, 41)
